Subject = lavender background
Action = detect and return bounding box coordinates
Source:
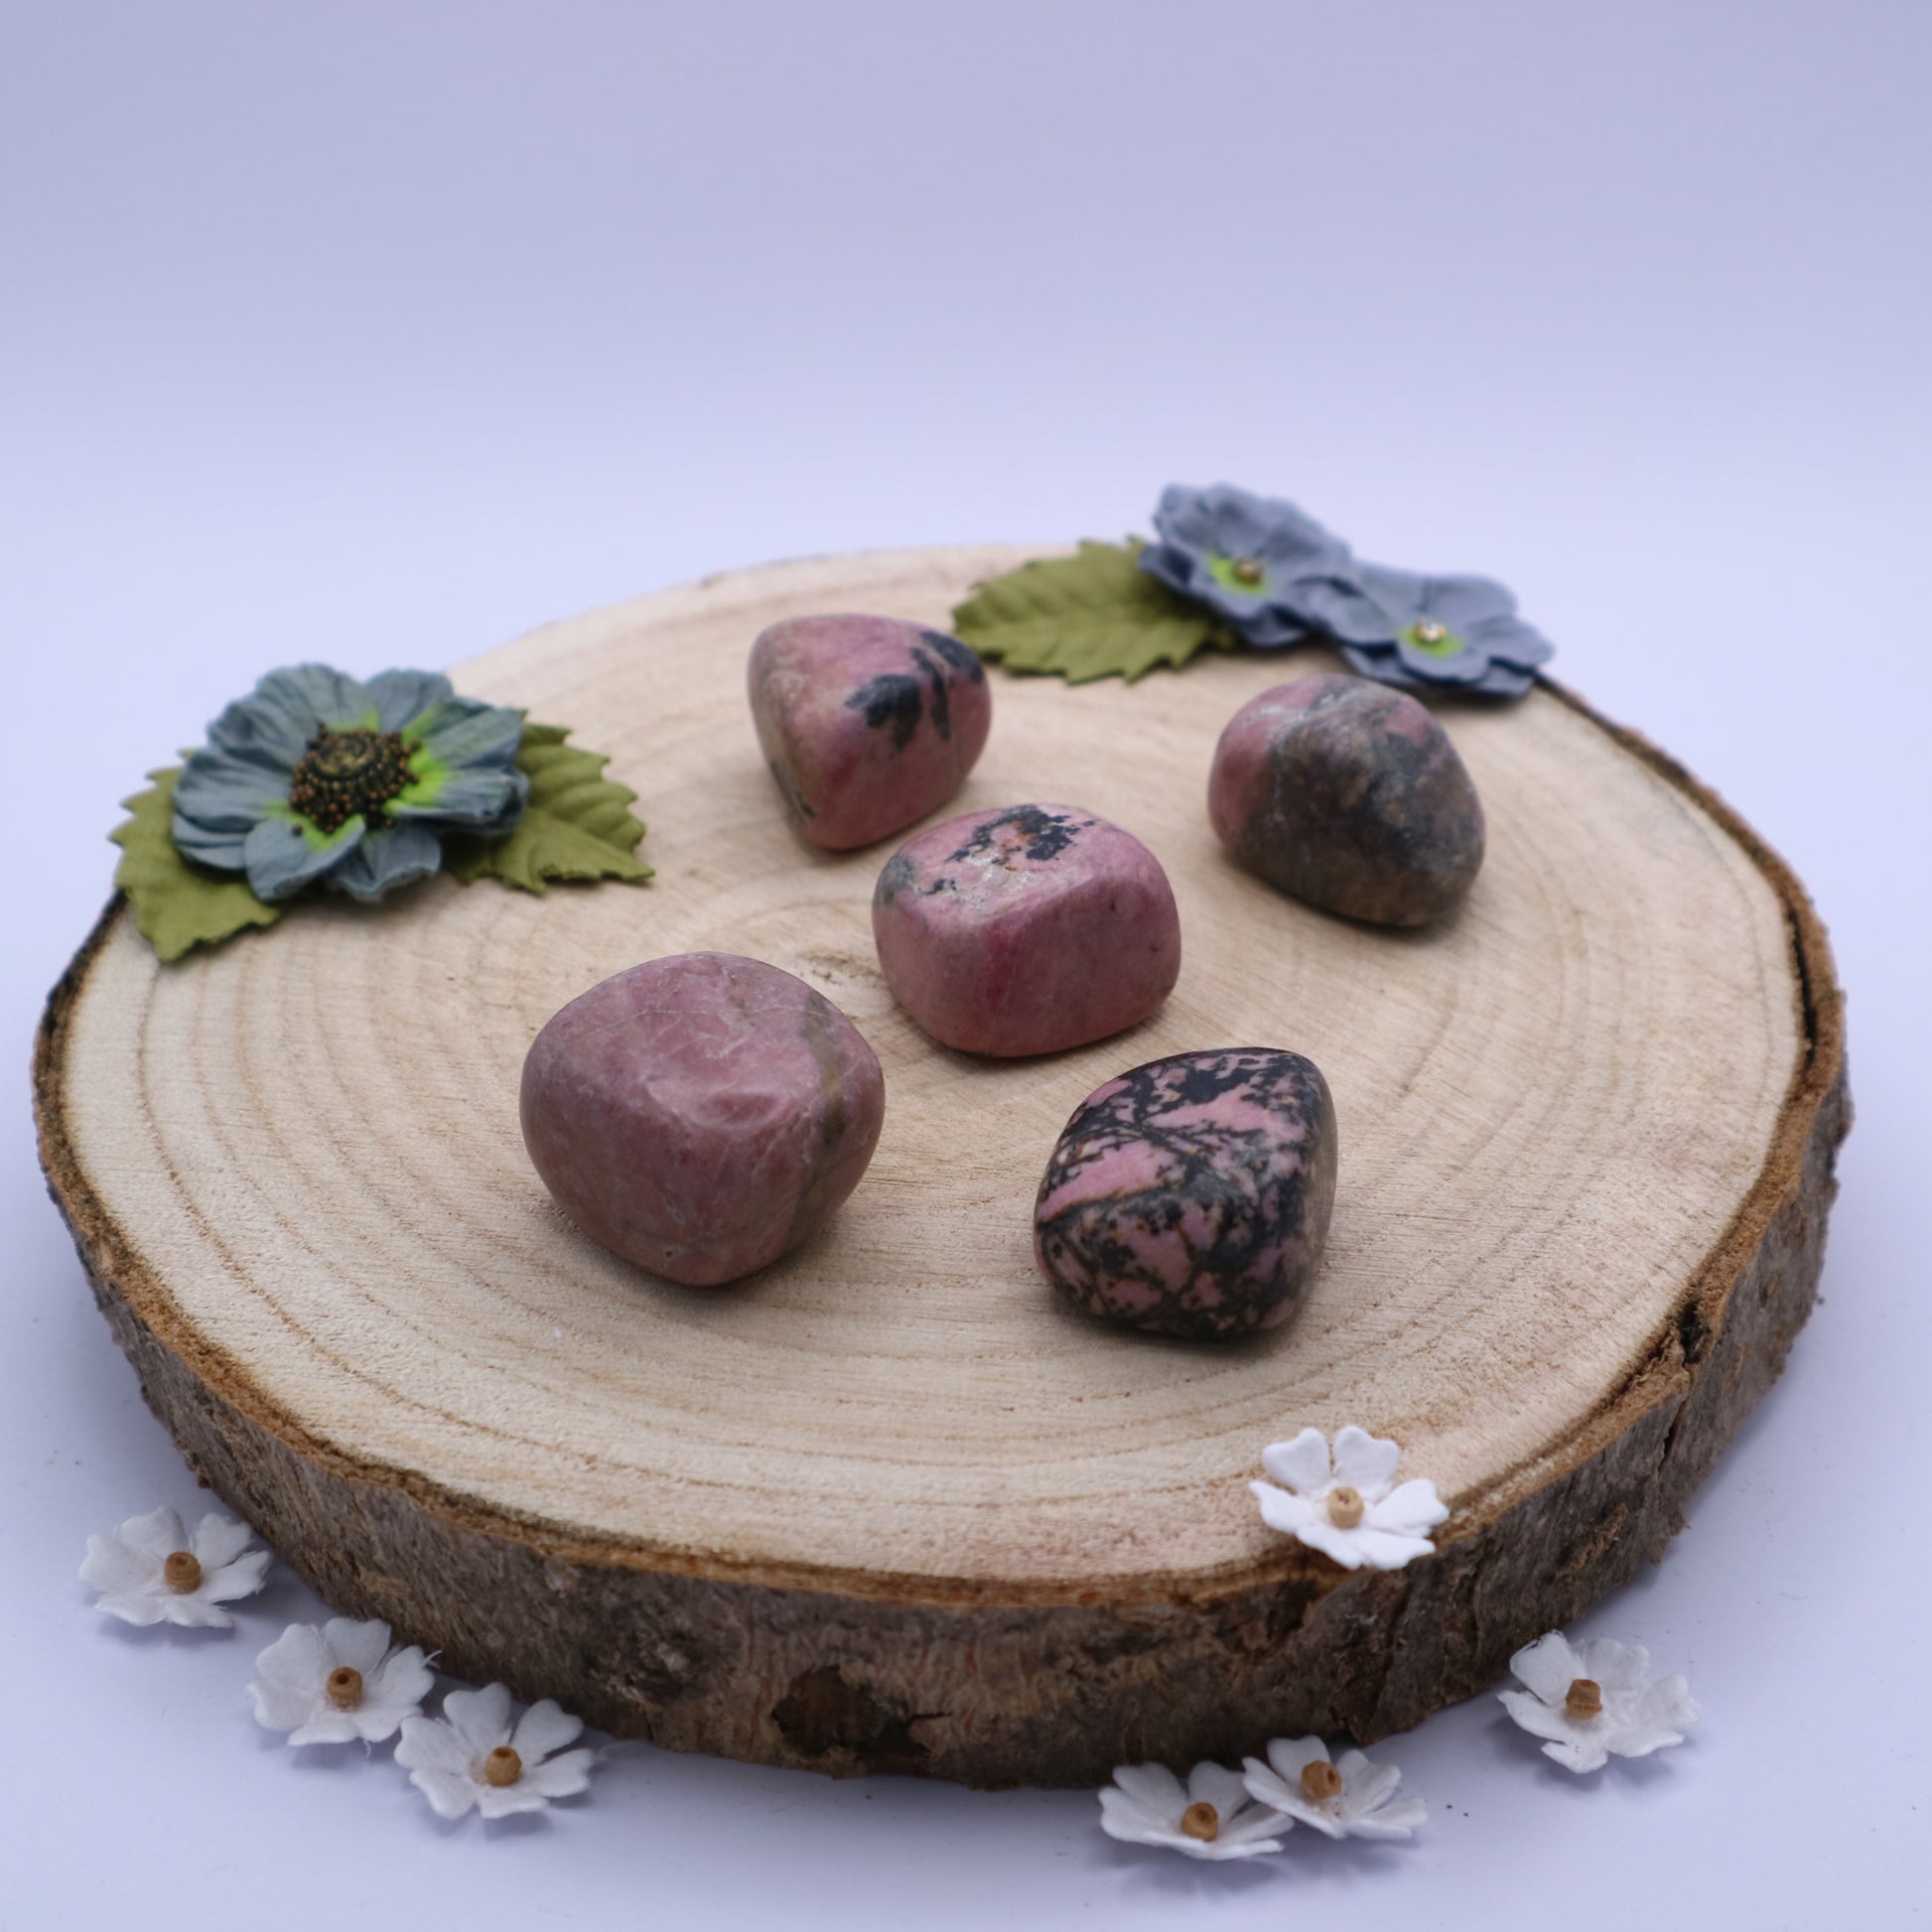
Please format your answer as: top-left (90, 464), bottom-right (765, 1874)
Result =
top-left (3, 3), bottom-right (1926, 1925)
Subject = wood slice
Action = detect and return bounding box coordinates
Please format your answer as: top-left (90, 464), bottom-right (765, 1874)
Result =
top-left (36, 546), bottom-right (1849, 1788)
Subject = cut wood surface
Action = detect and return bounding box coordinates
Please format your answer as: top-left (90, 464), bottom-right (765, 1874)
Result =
top-left (36, 546), bottom-right (1850, 1787)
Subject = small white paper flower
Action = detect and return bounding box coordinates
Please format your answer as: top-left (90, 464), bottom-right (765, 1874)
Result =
top-left (1250, 1426), bottom-right (1448, 1570)
top-left (1499, 1630), bottom-right (1699, 1773)
top-left (1241, 1735), bottom-right (1426, 1840)
top-left (249, 1617), bottom-right (435, 1745)
top-left (78, 1505), bottom-right (271, 1627)
top-left (1098, 1760), bottom-right (1290, 1861)
top-left (395, 1683), bottom-right (596, 1820)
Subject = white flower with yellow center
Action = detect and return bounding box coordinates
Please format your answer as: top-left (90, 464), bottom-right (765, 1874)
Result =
top-left (1241, 1735), bottom-right (1426, 1839)
top-left (1499, 1630), bottom-right (1699, 1773)
top-left (79, 1505), bottom-right (270, 1628)
top-left (395, 1683), bottom-right (597, 1820)
top-left (1250, 1426), bottom-right (1448, 1570)
top-left (1098, 1760), bottom-right (1289, 1861)
top-left (249, 1617), bottom-right (435, 1745)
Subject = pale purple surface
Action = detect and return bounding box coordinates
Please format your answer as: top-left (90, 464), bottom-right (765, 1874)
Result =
top-left (872, 803), bottom-right (1181, 1056)
top-left (749, 614), bottom-right (991, 849)
top-left (520, 952), bottom-right (885, 1285)
top-left (5, 5), bottom-right (1928, 1929)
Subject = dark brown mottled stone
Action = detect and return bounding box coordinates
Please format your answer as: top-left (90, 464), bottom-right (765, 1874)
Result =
top-left (1035, 1049), bottom-right (1338, 1340)
top-left (1208, 674), bottom-right (1485, 926)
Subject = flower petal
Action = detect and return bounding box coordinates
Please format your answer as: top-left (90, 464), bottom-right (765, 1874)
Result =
top-left (1260, 1429), bottom-right (1331, 1494)
top-left (1329, 1426), bottom-right (1401, 1499)
top-left (91, 1590), bottom-right (172, 1626)
top-left (156, 1593), bottom-right (236, 1628)
top-left (1098, 1786), bottom-right (1172, 1843)
top-left (1286, 1517), bottom-right (1372, 1569)
top-left (1543, 1735), bottom-right (1610, 1774)
top-left (1110, 1761), bottom-right (1186, 1815)
top-left (118, 1506), bottom-right (188, 1559)
top-left (407, 1764), bottom-right (482, 1820)
top-left (1333, 1750), bottom-right (1401, 1816)
top-left (477, 1780), bottom-right (553, 1820)
top-left (172, 751), bottom-right (290, 834)
top-left (1250, 1480), bottom-right (1318, 1539)
top-left (408, 696), bottom-right (524, 772)
top-left (388, 768), bottom-right (525, 829)
top-left (1602, 1722), bottom-right (1688, 1761)
top-left (395, 1715), bottom-right (476, 1779)
top-left (1393, 634), bottom-right (1495, 686)
top-left (286, 1711), bottom-right (365, 1747)
top-left (364, 670), bottom-right (456, 734)
top-left (322, 820), bottom-right (442, 901)
top-left (1508, 1630), bottom-right (1583, 1705)
top-left (1497, 1686), bottom-right (1580, 1744)
top-left (1466, 612), bottom-right (1554, 670)
top-left (202, 1548), bottom-right (272, 1602)
top-left (247, 665), bottom-right (381, 741)
top-left (253, 1621), bottom-right (327, 1691)
top-left (250, 1677), bottom-right (321, 1734)
top-left (512, 1699), bottom-right (585, 1764)
top-left (1263, 1735), bottom-right (1329, 1785)
top-left (191, 1513), bottom-right (257, 1571)
top-left (79, 1534), bottom-right (157, 1594)
top-left (1576, 1636), bottom-right (1649, 1692)
top-left (242, 813), bottom-right (362, 901)
top-left (366, 1646), bottom-right (437, 1717)
top-left (1348, 1793), bottom-right (1426, 1840)
top-left (322, 1617), bottom-right (394, 1676)
top-left (528, 1746), bottom-right (596, 1799)
top-left (1367, 1477), bottom-right (1449, 1538)
top-left (1415, 573), bottom-right (1515, 629)
top-left (443, 1682), bottom-right (515, 1754)
top-left (1184, 1760), bottom-right (1250, 1818)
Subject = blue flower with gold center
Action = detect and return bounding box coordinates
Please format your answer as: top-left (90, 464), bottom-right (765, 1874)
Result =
top-left (171, 664), bottom-right (528, 901)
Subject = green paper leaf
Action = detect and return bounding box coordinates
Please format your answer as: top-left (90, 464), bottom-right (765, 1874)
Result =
top-left (444, 722), bottom-right (652, 894)
top-left (111, 769), bottom-right (283, 962)
top-left (951, 540), bottom-right (1234, 684)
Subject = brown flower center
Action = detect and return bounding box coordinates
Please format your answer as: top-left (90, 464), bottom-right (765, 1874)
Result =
top-left (1565, 1677), bottom-right (1604, 1720)
top-left (483, 1745), bottom-right (523, 1788)
top-left (162, 1550), bottom-right (203, 1593)
top-left (1178, 1800), bottom-right (1219, 1841)
top-left (1300, 1758), bottom-right (1344, 1803)
top-left (325, 1665), bottom-right (365, 1711)
top-left (287, 728), bottom-right (413, 833)
top-left (1414, 619), bottom-right (1449, 644)
top-left (1229, 558), bottom-right (1266, 587)
top-left (1325, 1484), bottom-right (1365, 1529)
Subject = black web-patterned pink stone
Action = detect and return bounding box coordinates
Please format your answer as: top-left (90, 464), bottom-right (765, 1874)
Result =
top-left (1034, 1048), bottom-right (1337, 1340)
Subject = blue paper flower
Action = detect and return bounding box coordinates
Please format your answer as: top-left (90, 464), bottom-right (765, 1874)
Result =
top-left (1297, 565), bottom-right (1555, 698)
top-left (171, 664), bottom-right (529, 902)
top-left (1138, 483), bottom-right (1356, 646)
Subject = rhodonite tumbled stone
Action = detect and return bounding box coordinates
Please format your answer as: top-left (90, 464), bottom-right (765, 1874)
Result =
top-left (1034, 1048), bottom-right (1337, 1339)
top-left (749, 614), bottom-right (992, 850)
top-left (872, 803), bottom-right (1181, 1056)
top-left (1209, 673), bottom-right (1485, 926)
top-left (519, 952), bottom-right (886, 1287)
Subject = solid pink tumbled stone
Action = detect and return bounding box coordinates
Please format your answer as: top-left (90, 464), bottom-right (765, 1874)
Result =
top-left (749, 614), bottom-right (992, 850)
top-left (872, 803), bottom-right (1181, 1057)
top-left (519, 952), bottom-right (886, 1287)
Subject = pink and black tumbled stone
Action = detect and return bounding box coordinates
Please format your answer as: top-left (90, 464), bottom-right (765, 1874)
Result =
top-left (519, 952), bottom-right (886, 1287)
top-left (872, 803), bottom-right (1181, 1057)
top-left (749, 614), bottom-right (992, 851)
top-left (1034, 1048), bottom-right (1337, 1340)
top-left (1209, 672), bottom-right (1485, 927)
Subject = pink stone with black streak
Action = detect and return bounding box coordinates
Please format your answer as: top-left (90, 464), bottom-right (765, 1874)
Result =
top-left (749, 614), bottom-right (992, 850)
top-left (519, 952), bottom-right (886, 1287)
top-left (1035, 1048), bottom-right (1337, 1339)
top-left (872, 804), bottom-right (1181, 1057)
top-left (1209, 673), bottom-right (1485, 926)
